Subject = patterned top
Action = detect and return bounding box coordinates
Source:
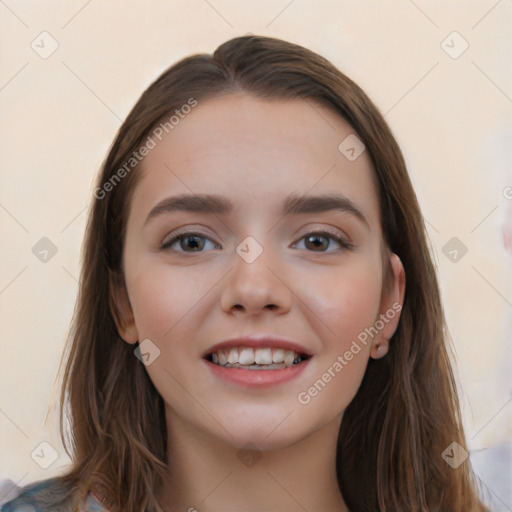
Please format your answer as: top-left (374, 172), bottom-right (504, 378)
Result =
top-left (0, 478), bottom-right (111, 512)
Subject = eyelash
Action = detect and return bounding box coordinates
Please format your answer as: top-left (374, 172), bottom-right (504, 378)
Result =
top-left (160, 229), bottom-right (354, 253)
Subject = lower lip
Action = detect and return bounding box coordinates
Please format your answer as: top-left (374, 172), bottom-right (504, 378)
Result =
top-left (204, 358), bottom-right (311, 388)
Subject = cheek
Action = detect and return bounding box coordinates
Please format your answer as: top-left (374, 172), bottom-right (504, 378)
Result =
top-left (125, 259), bottom-right (212, 341)
top-left (302, 261), bottom-right (382, 347)
top-left (293, 262), bottom-right (382, 412)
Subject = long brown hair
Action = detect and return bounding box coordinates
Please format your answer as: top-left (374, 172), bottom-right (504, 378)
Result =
top-left (58, 35), bottom-right (488, 511)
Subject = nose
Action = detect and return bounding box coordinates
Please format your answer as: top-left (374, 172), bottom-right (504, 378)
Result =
top-left (220, 241), bottom-right (293, 316)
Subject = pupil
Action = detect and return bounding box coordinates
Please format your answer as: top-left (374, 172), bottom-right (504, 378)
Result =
top-left (183, 236), bottom-right (203, 251)
top-left (306, 235), bottom-right (327, 251)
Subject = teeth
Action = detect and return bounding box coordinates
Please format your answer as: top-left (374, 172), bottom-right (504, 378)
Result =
top-left (284, 350), bottom-right (295, 365)
top-left (254, 348), bottom-right (273, 364)
top-left (227, 348), bottom-right (239, 364)
top-left (239, 348), bottom-right (255, 365)
top-left (209, 347), bottom-right (306, 369)
top-left (272, 348), bottom-right (284, 363)
top-left (218, 350), bottom-right (228, 365)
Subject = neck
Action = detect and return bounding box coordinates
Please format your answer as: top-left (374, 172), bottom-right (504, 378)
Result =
top-left (157, 410), bottom-right (349, 512)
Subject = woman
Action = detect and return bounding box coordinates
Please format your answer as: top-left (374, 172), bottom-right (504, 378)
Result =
top-left (2, 35), bottom-right (488, 511)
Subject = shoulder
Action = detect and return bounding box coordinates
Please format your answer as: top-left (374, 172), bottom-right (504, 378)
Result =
top-left (0, 477), bottom-right (110, 512)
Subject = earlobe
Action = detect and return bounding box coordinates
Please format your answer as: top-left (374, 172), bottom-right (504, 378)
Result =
top-left (370, 343), bottom-right (388, 359)
top-left (109, 270), bottom-right (139, 344)
top-left (371, 253), bottom-right (405, 360)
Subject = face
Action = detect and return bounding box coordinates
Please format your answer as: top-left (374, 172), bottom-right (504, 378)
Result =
top-left (113, 93), bottom-right (404, 450)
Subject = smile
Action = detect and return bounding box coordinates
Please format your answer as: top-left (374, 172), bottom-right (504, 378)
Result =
top-left (205, 346), bottom-right (310, 370)
top-left (203, 347), bottom-right (311, 388)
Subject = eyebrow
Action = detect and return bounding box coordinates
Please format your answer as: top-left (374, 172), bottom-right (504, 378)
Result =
top-left (145, 193), bottom-right (370, 229)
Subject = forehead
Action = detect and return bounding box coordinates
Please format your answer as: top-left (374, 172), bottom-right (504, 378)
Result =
top-left (131, 94), bottom-right (380, 228)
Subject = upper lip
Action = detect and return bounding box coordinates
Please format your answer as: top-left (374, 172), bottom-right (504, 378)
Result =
top-left (203, 335), bottom-right (314, 358)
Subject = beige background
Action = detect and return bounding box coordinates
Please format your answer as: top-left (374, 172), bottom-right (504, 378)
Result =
top-left (1, 0), bottom-right (511, 508)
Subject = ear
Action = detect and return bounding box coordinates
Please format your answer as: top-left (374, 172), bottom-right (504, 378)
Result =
top-left (370, 252), bottom-right (405, 359)
top-left (109, 270), bottom-right (139, 344)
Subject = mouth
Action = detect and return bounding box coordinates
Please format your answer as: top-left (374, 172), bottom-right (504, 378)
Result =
top-left (204, 346), bottom-right (311, 371)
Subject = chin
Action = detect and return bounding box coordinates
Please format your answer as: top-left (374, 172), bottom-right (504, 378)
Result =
top-left (214, 417), bottom-right (309, 452)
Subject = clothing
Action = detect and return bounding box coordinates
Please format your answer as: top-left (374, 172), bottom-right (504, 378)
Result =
top-left (0, 477), bottom-right (111, 512)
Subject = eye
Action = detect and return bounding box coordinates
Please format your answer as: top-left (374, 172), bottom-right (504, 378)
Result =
top-left (161, 229), bottom-right (353, 253)
top-left (161, 231), bottom-right (221, 252)
top-left (292, 230), bottom-right (354, 252)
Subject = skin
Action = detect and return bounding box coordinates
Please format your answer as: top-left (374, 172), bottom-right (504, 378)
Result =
top-left (112, 94), bottom-right (405, 512)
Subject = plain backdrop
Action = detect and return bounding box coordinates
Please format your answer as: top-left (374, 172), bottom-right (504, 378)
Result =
top-left (1, 0), bottom-right (511, 509)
